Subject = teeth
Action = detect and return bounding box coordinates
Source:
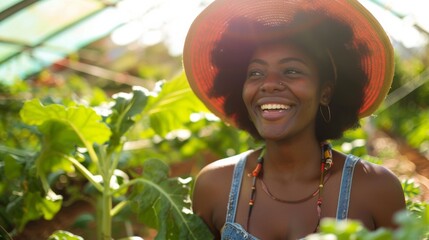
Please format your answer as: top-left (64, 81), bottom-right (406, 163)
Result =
top-left (260, 104), bottom-right (290, 110)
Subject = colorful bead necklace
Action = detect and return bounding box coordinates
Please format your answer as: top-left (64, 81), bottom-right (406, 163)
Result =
top-left (246, 142), bottom-right (333, 233)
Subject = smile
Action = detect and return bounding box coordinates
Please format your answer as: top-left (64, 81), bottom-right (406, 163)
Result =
top-left (260, 103), bottom-right (291, 111)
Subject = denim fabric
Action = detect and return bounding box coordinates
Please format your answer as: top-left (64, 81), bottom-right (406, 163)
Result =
top-left (221, 153), bottom-right (359, 240)
top-left (336, 154), bottom-right (359, 219)
top-left (222, 152), bottom-right (259, 240)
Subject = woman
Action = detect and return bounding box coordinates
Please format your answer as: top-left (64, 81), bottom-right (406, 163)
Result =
top-left (183, 0), bottom-right (406, 239)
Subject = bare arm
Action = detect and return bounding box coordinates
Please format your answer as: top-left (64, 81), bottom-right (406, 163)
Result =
top-left (354, 161), bottom-right (406, 229)
top-left (192, 160), bottom-right (235, 239)
top-left (370, 165), bottom-right (405, 228)
top-left (192, 166), bottom-right (220, 238)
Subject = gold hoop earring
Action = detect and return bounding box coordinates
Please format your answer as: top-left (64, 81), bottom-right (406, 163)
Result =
top-left (319, 105), bottom-right (331, 123)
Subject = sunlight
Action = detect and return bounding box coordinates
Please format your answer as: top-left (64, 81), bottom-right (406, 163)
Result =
top-left (359, 0), bottom-right (428, 49)
top-left (110, 0), bottom-right (427, 56)
top-left (111, 0), bottom-right (213, 55)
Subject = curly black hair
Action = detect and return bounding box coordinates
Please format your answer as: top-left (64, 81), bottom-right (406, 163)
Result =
top-left (210, 10), bottom-right (369, 142)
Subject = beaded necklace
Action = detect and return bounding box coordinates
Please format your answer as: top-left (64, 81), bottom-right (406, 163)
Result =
top-left (246, 142), bottom-right (333, 233)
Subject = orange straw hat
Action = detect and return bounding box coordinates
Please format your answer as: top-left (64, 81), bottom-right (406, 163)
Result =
top-left (183, 0), bottom-right (394, 126)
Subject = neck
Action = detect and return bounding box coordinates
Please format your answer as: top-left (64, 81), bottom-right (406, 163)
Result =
top-left (247, 141), bottom-right (332, 233)
top-left (262, 137), bottom-right (322, 181)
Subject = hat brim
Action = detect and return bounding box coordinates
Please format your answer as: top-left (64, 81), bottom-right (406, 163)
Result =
top-left (183, 0), bottom-right (394, 126)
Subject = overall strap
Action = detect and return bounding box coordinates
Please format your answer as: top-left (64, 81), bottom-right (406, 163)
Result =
top-left (336, 154), bottom-right (360, 220)
top-left (225, 154), bottom-right (248, 223)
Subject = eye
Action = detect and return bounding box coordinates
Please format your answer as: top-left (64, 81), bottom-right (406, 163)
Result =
top-left (284, 68), bottom-right (301, 75)
top-left (247, 70), bottom-right (264, 80)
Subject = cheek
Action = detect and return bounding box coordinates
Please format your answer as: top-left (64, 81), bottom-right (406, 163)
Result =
top-left (295, 80), bottom-right (321, 98)
top-left (241, 82), bottom-right (254, 105)
top-left (291, 84), bottom-right (323, 112)
top-left (288, 83), bottom-right (313, 99)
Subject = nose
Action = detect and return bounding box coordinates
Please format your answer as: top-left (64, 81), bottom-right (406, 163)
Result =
top-left (260, 72), bottom-right (286, 92)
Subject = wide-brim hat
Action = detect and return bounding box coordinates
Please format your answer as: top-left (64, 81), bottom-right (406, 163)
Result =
top-left (183, 0), bottom-right (394, 126)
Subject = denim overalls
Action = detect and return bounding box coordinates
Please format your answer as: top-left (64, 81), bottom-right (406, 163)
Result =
top-left (221, 151), bottom-right (360, 240)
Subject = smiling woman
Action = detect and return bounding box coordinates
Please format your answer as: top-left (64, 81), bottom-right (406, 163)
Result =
top-left (242, 42), bottom-right (323, 141)
top-left (183, 0), bottom-right (406, 239)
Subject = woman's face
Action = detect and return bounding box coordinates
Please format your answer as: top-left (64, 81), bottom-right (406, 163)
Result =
top-left (242, 42), bottom-right (331, 141)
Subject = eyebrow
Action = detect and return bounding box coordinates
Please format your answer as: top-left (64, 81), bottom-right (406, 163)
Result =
top-left (248, 57), bottom-right (308, 66)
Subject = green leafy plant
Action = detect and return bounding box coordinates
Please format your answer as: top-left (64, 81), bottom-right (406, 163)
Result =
top-left (2, 74), bottom-right (212, 239)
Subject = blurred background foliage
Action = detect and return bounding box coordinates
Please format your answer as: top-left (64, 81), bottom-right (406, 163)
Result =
top-left (0, 0), bottom-right (428, 239)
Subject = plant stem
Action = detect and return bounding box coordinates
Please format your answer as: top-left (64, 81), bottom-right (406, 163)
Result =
top-left (100, 146), bottom-right (112, 240)
top-left (111, 200), bottom-right (128, 217)
top-left (102, 180), bottom-right (112, 240)
top-left (65, 155), bottom-right (104, 192)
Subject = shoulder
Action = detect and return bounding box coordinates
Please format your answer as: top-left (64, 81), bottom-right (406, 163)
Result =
top-left (195, 151), bottom-right (250, 186)
top-left (192, 151), bottom-right (252, 234)
top-left (193, 151), bottom-right (252, 199)
top-left (351, 155), bottom-right (406, 228)
top-left (353, 157), bottom-right (402, 189)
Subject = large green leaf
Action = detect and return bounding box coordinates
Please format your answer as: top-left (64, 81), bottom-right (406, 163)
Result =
top-left (20, 99), bottom-right (111, 175)
top-left (145, 72), bottom-right (209, 137)
top-left (109, 86), bottom-right (150, 148)
top-left (0, 150), bottom-right (59, 231)
top-left (18, 99), bottom-right (111, 213)
top-left (6, 191), bottom-right (62, 232)
top-left (36, 121), bottom-right (81, 174)
top-left (128, 159), bottom-right (212, 240)
top-left (20, 99), bottom-right (111, 145)
top-left (395, 205), bottom-right (429, 240)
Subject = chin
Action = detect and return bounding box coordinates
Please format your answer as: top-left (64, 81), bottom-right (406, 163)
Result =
top-left (258, 130), bottom-right (287, 141)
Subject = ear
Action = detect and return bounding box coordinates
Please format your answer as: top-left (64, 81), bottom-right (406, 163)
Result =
top-left (320, 83), bottom-right (334, 105)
